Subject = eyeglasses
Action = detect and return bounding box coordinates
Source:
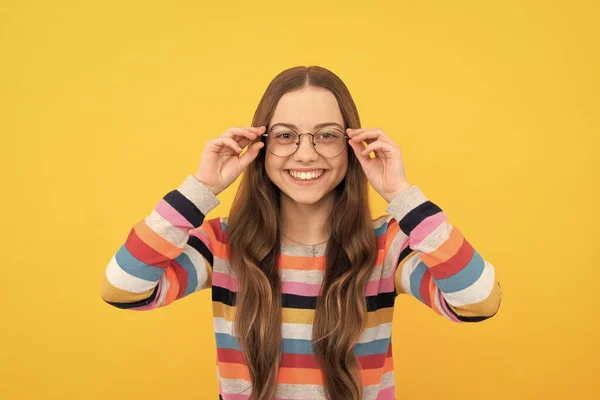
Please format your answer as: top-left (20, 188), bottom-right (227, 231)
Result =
top-left (262, 127), bottom-right (349, 158)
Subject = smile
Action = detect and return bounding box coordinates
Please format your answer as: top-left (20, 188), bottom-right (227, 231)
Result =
top-left (284, 169), bottom-right (327, 184)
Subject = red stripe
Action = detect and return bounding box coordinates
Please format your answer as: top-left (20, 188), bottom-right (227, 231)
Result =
top-left (428, 237), bottom-right (474, 280)
top-left (281, 353), bottom-right (320, 369)
top-left (125, 228), bottom-right (169, 268)
top-left (172, 260), bottom-right (188, 299)
top-left (376, 232), bottom-right (386, 248)
top-left (419, 272), bottom-right (432, 308)
top-left (217, 348), bottom-right (246, 365)
top-left (208, 218), bottom-right (227, 243)
top-left (358, 353), bottom-right (388, 369)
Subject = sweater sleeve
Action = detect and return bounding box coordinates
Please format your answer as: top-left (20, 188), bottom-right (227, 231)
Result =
top-left (100, 175), bottom-right (222, 311)
top-left (383, 185), bottom-right (502, 322)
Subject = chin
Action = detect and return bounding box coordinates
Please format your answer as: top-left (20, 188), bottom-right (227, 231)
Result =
top-left (283, 191), bottom-right (326, 205)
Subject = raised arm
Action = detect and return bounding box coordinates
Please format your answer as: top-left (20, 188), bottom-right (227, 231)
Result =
top-left (100, 175), bottom-right (222, 310)
top-left (383, 185), bottom-right (502, 322)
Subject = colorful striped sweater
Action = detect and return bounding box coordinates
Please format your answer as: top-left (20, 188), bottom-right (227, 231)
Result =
top-left (100, 174), bottom-right (502, 400)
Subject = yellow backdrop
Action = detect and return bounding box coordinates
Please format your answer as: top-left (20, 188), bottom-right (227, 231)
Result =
top-left (1, 1), bottom-right (598, 399)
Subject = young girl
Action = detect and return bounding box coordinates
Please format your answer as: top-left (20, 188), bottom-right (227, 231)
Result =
top-left (100, 65), bottom-right (502, 400)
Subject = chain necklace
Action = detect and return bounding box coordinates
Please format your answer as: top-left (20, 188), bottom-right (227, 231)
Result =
top-left (279, 230), bottom-right (328, 257)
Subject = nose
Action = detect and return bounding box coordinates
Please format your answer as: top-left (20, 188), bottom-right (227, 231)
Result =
top-left (293, 134), bottom-right (319, 161)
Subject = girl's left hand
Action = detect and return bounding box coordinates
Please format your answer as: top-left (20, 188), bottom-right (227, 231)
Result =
top-left (347, 127), bottom-right (411, 203)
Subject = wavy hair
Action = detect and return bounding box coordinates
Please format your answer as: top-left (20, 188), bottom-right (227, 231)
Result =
top-left (226, 65), bottom-right (378, 400)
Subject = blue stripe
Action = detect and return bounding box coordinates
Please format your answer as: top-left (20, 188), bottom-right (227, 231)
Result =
top-left (215, 333), bottom-right (241, 351)
top-left (433, 249), bottom-right (485, 293)
top-left (409, 261), bottom-right (428, 304)
top-left (283, 338), bottom-right (313, 354)
top-left (115, 244), bottom-right (164, 282)
top-left (216, 334), bottom-right (391, 356)
top-left (175, 251), bottom-right (198, 296)
top-left (354, 338), bottom-right (390, 356)
top-left (374, 221), bottom-right (388, 238)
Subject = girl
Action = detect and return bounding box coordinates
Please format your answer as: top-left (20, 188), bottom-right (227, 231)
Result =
top-left (100, 65), bottom-right (502, 400)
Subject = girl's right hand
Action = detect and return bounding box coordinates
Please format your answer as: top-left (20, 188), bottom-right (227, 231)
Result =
top-left (193, 126), bottom-right (266, 196)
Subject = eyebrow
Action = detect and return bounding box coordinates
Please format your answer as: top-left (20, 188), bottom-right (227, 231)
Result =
top-left (268, 122), bottom-right (344, 131)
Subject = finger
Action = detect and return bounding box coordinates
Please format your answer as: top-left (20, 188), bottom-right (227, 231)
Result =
top-left (348, 137), bottom-right (371, 166)
top-left (346, 127), bottom-right (380, 136)
top-left (223, 126), bottom-right (265, 144)
top-left (349, 130), bottom-right (392, 145)
top-left (238, 141), bottom-right (264, 169)
top-left (213, 137), bottom-right (243, 154)
top-left (361, 140), bottom-right (396, 157)
top-left (347, 128), bottom-right (393, 145)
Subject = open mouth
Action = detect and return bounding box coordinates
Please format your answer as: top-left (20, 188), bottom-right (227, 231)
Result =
top-left (284, 169), bottom-right (328, 184)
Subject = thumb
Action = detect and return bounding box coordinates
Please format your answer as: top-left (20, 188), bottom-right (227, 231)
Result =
top-left (238, 141), bottom-right (264, 170)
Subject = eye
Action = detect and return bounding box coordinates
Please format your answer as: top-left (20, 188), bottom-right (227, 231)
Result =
top-left (272, 131), bottom-right (297, 142)
top-left (316, 129), bottom-right (341, 141)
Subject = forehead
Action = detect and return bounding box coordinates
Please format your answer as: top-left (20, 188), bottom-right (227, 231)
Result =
top-left (269, 87), bottom-right (344, 130)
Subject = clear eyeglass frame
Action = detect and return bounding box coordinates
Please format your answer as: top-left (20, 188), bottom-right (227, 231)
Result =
top-left (261, 127), bottom-right (350, 158)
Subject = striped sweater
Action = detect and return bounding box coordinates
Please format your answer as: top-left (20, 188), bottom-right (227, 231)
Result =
top-left (100, 174), bottom-right (502, 400)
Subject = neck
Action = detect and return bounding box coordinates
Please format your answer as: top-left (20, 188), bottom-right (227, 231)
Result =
top-left (279, 191), bottom-right (334, 245)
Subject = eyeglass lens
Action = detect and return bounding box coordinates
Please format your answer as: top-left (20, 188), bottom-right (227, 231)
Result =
top-left (266, 128), bottom-right (347, 157)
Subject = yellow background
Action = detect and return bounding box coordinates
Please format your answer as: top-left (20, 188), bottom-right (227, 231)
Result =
top-left (1, 0), bottom-right (598, 398)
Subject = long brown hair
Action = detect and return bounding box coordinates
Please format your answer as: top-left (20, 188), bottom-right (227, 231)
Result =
top-left (226, 65), bottom-right (378, 400)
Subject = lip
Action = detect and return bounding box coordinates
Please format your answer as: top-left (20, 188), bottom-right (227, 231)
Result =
top-left (284, 169), bottom-right (328, 185)
top-left (285, 168), bottom-right (328, 172)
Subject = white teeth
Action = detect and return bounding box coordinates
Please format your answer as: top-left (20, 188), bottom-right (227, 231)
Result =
top-left (287, 170), bottom-right (324, 180)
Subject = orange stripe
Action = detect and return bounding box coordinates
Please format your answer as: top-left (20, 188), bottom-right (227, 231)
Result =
top-left (428, 278), bottom-right (442, 316)
top-left (217, 361), bottom-right (394, 386)
top-left (200, 222), bottom-right (228, 260)
top-left (376, 247), bottom-right (385, 266)
top-left (361, 356), bottom-right (394, 385)
top-left (278, 367), bottom-right (323, 385)
top-left (419, 226), bottom-right (464, 268)
top-left (163, 266), bottom-right (179, 306)
top-left (383, 356), bottom-right (393, 373)
top-left (279, 254), bottom-right (326, 271)
top-left (134, 220), bottom-right (182, 259)
top-left (218, 362), bottom-right (251, 380)
top-left (384, 220), bottom-right (400, 258)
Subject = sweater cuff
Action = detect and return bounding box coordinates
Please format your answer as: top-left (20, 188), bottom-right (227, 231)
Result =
top-left (177, 175), bottom-right (221, 216)
top-left (385, 185), bottom-right (428, 223)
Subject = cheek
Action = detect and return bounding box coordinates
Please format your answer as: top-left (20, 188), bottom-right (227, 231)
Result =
top-left (264, 154), bottom-right (282, 181)
top-left (332, 157), bottom-right (349, 177)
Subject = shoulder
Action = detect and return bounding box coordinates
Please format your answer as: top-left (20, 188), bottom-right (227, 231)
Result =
top-left (372, 214), bottom-right (396, 235)
top-left (372, 214), bottom-right (405, 250)
top-left (195, 216), bottom-right (229, 244)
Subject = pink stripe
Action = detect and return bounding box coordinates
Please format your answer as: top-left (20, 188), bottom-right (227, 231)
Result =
top-left (438, 290), bottom-right (462, 323)
top-left (131, 279), bottom-right (163, 311)
top-left (220, 393), bottom-right (249, 400)
top-left (155, 199), bottom-right (192, 232)
top-left (282, 281), bottom-right (322, 296)
top-left (221, 394), bottom-right (292, 400)
top-left (212, 272), bottom-right (238, 292)
top-left (376, 385), bottom-right (396, 399)
top-left (365, 276), bottom-right (394, 296)
top-left (409, 212), bottom-right (447, 248)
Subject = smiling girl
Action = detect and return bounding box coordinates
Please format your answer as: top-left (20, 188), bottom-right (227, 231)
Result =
top-left (100, 65), bottom-right (502, 400)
